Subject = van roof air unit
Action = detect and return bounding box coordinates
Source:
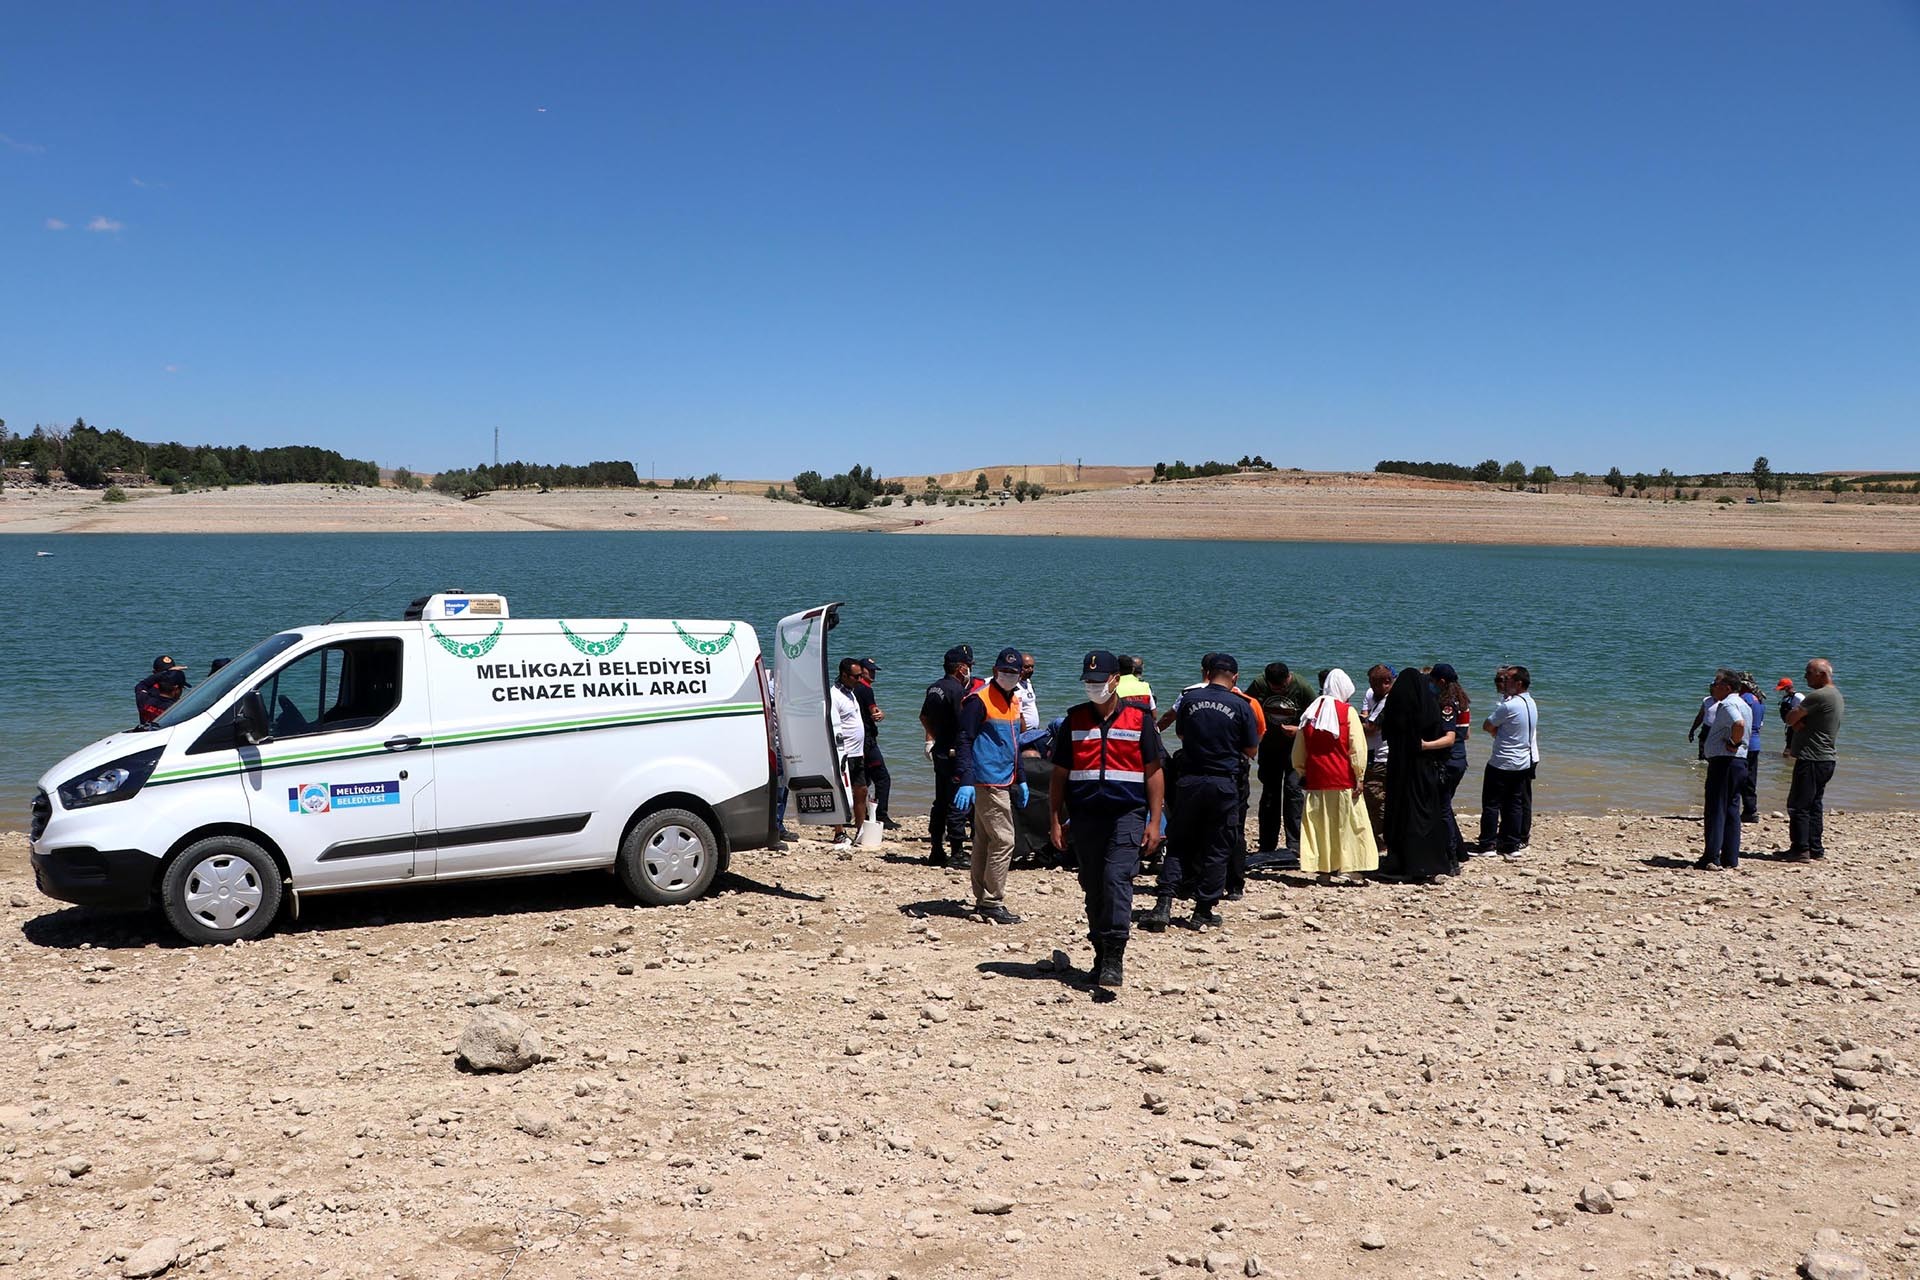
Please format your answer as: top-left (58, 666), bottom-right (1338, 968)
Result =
top-left (405, 592), bottom-right (510, 621)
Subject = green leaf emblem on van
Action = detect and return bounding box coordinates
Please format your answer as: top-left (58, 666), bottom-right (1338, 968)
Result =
top-left (779, 619), bottom-right (811, 660)
top-left (429, 622), bottom-right (504, 659)
top-left (560, 622), bottom-right (629, 657)
top-left (672, 622), bottom-right (736, 656)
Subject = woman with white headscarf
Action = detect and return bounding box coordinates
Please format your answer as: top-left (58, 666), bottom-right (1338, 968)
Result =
top-left (1290, 669), bottom-right (1377, 880)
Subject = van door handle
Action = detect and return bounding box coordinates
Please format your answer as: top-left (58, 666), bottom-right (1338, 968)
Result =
top-left (383, 735), bottom-right (422, 752)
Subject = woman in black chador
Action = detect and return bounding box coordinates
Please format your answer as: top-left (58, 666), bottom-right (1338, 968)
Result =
top-left (1379, 667), bottom-right (1458, 883)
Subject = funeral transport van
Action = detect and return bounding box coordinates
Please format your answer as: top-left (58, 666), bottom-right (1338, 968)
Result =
top-left (30, 594), bottom-right (853, 943)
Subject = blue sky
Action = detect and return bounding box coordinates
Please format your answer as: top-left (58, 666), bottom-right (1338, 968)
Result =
top-left (4, 2), bottom-right (1916, 478)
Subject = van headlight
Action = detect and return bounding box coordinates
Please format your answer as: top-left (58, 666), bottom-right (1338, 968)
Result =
top-left (57, 747), bottom-right (164, 810)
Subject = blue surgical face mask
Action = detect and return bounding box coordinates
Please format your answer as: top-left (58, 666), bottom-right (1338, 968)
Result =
top-left (1085, 680), bottom-right (1114, 704)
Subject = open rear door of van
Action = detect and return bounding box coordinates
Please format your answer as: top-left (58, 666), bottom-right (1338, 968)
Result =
top-left (771, 603), bottom-right (851, 825)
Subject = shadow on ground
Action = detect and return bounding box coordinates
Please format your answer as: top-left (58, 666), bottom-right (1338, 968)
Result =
top-left (896, 898), bottom-right (977, 922)
top-left (979, 949), bottom-right (1118, 1002)
top-left (20, 868), bottom-right (818, 950)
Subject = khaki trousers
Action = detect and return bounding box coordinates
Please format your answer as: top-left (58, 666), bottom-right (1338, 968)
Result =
top-left (970, 786), bottom-right (1015, 907)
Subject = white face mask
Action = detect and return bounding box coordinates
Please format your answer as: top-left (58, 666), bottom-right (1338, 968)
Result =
top-left (1085, 680), bottom-right (1114, 704)
top-left (994, 671), bottom-right (1019, 693)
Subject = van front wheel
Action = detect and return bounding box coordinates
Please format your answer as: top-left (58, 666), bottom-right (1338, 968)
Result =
top-left (161, 836), bottom-right (284, 944)
top-left (618, 809), bottom-right (720, 906)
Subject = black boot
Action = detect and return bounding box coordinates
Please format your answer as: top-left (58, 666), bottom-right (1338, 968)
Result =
top-left (1095, 938), bottom-right (1126, 988)
top-left (1192, 902), bottom-right (1223, 929)
top-left (1142, 895), bottom-right (1172, 933)
top-left (1087, 937), bottom-right (1106, 981)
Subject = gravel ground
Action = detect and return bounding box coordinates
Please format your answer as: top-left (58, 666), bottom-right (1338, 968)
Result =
top-left (2, 810), bottom-right (1916, 1279)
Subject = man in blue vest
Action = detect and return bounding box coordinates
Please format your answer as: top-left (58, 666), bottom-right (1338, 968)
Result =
top-left (953, 646), bottom-right (1031, 925)
top-left (1049, 650), bottom-right (1165, 989)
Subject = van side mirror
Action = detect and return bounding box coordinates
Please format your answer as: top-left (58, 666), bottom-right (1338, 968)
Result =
top-left (235, 692), bottom-right (269, 747)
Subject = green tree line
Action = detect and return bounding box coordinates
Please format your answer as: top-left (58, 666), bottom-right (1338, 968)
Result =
top-left (791, 464), bottom-right (906, 510)
top-left (1149, 456), bottom-right (1278, 482)
top-left (1373, 457), bottom-right (1894, 498)
top-left (780, 465), bottom-right (1051, 510)
top-left (1378, 458), bottom-right (1558, 488)
top-left (0, 418), bottom-right (379, 488)
top-left (429, 459), bottom-right (643, 497)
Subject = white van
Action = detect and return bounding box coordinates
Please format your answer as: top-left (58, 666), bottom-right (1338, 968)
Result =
top-left (30, 594), bottom-right (855, 943)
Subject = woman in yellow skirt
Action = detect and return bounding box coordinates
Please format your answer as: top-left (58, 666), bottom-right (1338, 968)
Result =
top-left (1291, 669), bottom-right (1377, 881)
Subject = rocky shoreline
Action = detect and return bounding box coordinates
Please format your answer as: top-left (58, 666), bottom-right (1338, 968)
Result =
top-left (2, 810), bottom-right (1915, 1278)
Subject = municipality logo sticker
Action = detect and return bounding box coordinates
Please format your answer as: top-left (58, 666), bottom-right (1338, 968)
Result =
top-left (429, 621), bottom-right (504, 659)
top-left (560, 621), bottom-right (629, 657)
top-left (288, 780), bottom-right (401, 814)
top-left (779, 618), bottom-right (812, 661)
top-left (673, 622), bottom-right (736, 656)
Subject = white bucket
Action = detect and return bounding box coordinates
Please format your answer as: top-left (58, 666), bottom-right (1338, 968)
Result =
top-left (856, 793), bottom-right (885, 847)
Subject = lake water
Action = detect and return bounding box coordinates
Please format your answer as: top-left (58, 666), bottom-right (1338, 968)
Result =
top-left (3, 532), bottom-right (1914, 824)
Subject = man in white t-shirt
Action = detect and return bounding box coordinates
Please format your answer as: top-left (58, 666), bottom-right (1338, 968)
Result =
top-left (1697, 670), bottom-right (1749, 871)
top-left (1477, 665), bottom-right (1539, 857)
top-left (829, 658), bottom-right (869, 849)
top-left (1016, 652), bottom-right (1041, 734)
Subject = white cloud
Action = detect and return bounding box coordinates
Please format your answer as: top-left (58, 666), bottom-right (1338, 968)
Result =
top-left (0, 132), bottom-right (45, 154)
top-left (86, 215), bottom-right (124, 233)
top-left (44, 217), bottom-right (68, 231)
top-left (163, 363), bottom-right (181, 374)
top-left (130, 176), bottom-right (147, 187)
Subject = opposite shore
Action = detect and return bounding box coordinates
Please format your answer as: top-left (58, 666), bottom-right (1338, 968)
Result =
top-left (5, 471), bottom-right (1920, 551)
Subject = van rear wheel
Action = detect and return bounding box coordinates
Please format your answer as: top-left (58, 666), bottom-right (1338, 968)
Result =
top-left (161, 836), bottom-right (283, 944)
top-left (618, 809), bottom-right (720, 906)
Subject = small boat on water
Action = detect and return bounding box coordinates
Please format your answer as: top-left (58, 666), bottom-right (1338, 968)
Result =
top-left (35, 551), bottom-right (54, 558)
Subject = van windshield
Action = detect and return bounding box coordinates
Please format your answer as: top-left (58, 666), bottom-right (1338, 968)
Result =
top-left (148, 632), bottom-right (304, 730)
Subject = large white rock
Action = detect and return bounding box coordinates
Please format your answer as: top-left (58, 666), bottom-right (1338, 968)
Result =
top-left (456, 1008), bottom-right (544, 1073)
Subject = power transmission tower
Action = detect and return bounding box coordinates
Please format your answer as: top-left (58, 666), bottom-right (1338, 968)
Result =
top-left (493, 427), bottom-right (499, 468)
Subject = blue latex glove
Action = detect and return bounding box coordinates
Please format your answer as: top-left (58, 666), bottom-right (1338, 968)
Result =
top-left (1013, 781), bottom-right (1029, 807)
top-left (953, 785), bottom-right (975, 813)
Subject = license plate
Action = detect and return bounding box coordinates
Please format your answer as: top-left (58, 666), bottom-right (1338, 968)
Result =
top-left (795, 791), bottom-right (835, 814)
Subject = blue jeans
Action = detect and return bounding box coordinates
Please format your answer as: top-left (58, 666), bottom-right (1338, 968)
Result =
top-left (1703, 756), bottom-right (1747, 866)
top-left (866, 753), bottom-right (892, 821)
top-left (1440, 761), bottom-right (1467, 859)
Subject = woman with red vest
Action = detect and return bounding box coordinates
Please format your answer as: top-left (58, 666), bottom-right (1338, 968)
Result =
top-left (1289, 669), bottom-right (1377, 882)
